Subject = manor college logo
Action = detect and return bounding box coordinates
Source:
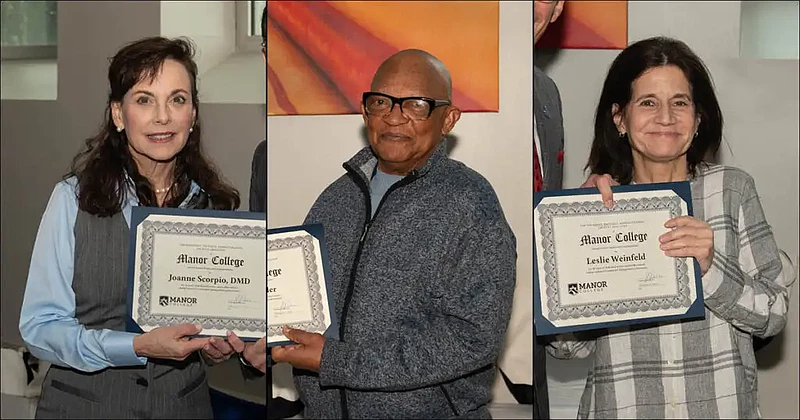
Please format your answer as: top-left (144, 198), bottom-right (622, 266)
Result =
top-left (159, 295), bottom-right (198, 306)
top-left (567, 281), bottom-right (608, 295)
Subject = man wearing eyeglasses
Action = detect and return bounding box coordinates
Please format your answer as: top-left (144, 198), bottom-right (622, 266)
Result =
top-left (269, 49), bottom-right (517, 418)
top-left (533, 1), bottom-right (565, 419)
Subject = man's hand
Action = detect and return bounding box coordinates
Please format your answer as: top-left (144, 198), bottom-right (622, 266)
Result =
top-left (133, 323), bottom-right (211, 361)
top-left (271, 326), bottom-right (325, 372)
top-left (228, 331), bottom-right (267, 373)
top-left (200, 336), bottom-right (236, 364)
top-left (660, 216), bottom-right (715, 275)
top-left (581, 173), bottom-right (618, 208)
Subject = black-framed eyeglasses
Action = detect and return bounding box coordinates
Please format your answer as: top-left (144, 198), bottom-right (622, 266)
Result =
top-left (362, 92), bottom-right (450, 121)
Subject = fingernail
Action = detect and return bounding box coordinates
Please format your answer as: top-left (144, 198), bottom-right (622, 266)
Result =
top-left (195, 324), bottom-right (203, 330)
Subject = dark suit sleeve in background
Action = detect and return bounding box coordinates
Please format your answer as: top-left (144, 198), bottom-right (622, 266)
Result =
top-left (242, 140), bottom-right (267, 380)
top-left (250, 140), bottom-right (267, 213)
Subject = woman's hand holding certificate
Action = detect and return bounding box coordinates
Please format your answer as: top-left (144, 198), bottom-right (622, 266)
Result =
top-left (660, 216), bottom-right (714, 275)
top-left (132, 323), bottom-right (212, 360)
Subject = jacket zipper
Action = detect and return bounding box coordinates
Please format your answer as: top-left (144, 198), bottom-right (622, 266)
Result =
top-left (338, 166), bottom-right (419, 418)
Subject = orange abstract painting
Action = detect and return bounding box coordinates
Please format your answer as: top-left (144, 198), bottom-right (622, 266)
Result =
top-left (537, 1), bottom-right (627, 50)
top-left (266, 1), bottom-right (499, 116)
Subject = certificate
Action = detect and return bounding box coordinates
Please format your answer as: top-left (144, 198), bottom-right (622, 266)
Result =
top-left (267, 224), bottom-right (338, 347)
top-left (127, 207), bottom-right (266, 341)
top-left (533, 182), bottom-right (704, 336)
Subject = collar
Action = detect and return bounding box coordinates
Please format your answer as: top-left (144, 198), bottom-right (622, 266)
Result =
top-left (343, 139), bottom-right (448, 185)
top-left (122, 173), bottom-right (203, 209)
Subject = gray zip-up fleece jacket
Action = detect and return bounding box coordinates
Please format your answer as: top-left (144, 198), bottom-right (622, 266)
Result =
top-left (296, 140), bottom-right (517, 419)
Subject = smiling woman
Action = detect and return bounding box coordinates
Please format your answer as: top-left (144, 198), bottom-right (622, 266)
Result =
top-left (549, 36), bottom-right (797, 419)
top-left (18, 36), bottom-right (242, 419)
top-left (70, 36), bottom-right (240, 214)
top-left (110, 59), bottom-right (196, 175)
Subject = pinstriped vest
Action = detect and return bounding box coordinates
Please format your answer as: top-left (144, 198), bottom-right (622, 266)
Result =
top-left (35, 206), bottom-right (213, 419)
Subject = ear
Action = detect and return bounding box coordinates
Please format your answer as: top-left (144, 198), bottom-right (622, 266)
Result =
top-left (694, 114), bottom-right (701, 134)
top-left (110, 102), bottom-right (124, 130)
top-left (611, 103), bottom-right (626, 135)
top-left (551, 1), bottom-right (565, 22)
top-left (441, 106), bottom-right (461, 136)
top-left (361, 103), bottom-right (369, 125)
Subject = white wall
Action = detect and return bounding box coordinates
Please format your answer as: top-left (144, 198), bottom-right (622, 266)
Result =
top-left (160, 0), bottom-right (266, 105)
top-left (741, 1), bottom-right (800, 59)
top-left (267, 2), bottom-right (534, 403)
top-left (537, 1), bottom-right (800, 418)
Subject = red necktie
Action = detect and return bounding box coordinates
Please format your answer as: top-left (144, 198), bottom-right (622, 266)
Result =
top-left (534, 145), bottom-right (543, 192)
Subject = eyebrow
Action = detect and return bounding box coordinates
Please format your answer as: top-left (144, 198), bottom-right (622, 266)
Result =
top-left (633, 93), bottom-right (692, 102)
top-left (132, 89), bottom-right (190, 97)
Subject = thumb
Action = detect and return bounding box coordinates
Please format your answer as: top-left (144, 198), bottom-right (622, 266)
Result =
top-left (181, 337), bottom-right (211, 354)
top-left (284, 327), bottom-right (313, 344)
top-left (174, 323), bottom-right (203, 338)
top-left (255, 336), bottom-right (267, 353)
top-left (226, 331), bottom-right (246, 353)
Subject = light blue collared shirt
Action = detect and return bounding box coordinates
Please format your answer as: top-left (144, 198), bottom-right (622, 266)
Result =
top-left (19, 177), bottom-right (202, 373)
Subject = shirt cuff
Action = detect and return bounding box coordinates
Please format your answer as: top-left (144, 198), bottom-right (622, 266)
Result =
top-left (103, 331), bottom-right (147, 366)
top-left (318, 339), bottom-right (348, 387)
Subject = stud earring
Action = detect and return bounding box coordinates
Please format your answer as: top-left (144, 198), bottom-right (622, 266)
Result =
top-left (117, 126), bottom-right (123, 132)
top-left (619, 132), bottom-right (626, 138)
top-left (189, 127), bottom-right (193, 133)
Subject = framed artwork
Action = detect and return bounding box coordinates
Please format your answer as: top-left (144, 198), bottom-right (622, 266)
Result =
top-left (537, 1), bottom-right (628, 50)
top-left (266, 1), bottom-right (499, 116)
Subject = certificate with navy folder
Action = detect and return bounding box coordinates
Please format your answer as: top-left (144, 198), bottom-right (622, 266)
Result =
top-left (127, 207), bottom-right (266, 341)
top-left (267, 224), bottom-right (337, 347)
top-left (533, 182), bottom-right (704, 336)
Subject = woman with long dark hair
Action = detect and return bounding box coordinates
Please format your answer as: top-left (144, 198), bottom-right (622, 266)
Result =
top-left (20, 36), bottom-right (240, 418)
top-left (549, 36), bottom-right (795, 419)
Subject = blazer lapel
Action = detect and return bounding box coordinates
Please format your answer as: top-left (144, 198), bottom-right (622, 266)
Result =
top-left (534, 80), bottom-right (553, 188)
top-left (534, 68), bottom-right (563, 191)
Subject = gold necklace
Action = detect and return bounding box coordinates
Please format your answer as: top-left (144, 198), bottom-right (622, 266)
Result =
top-left (154, 183), bottom-right (176, 194)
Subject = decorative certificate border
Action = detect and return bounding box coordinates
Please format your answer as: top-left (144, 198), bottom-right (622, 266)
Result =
top-left (532, 181), bottom-right (705, 336)
top-left (267, 234), bottom-right (327, 336)
top-left (266, 224), bottom-right (338, 347)
top-left (537, 196), bottom-right (692, 322)
top-left (126, 206), bottom-right (267, 341)
top-left (135, 220), bottom-right (266, 332)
